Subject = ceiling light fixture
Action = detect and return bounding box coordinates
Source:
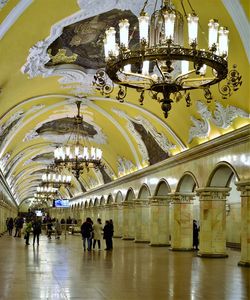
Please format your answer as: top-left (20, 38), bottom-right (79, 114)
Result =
top-left (41, 166), bottom-right (72, 189)
top-left (94, 0), bottom-right (242, 118)
top-left (54, 101), bottom-right (103, 179)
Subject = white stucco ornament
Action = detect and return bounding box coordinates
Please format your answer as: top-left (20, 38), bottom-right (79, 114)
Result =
top-left (212, 101), bottom-right (249, 128)
top-left (188, 100), bottom-right (250, 143)
top-left (117, 156), bottom-right (135, 177)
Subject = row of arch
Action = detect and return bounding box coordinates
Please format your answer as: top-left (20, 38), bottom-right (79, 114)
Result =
top-left (69, 162), bottom-right (237, 209)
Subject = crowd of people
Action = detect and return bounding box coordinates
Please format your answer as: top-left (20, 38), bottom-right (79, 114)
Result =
top-left (5, 215), bottom-right (115, 251)
top-left (81, 217), bottom-right (114, 251)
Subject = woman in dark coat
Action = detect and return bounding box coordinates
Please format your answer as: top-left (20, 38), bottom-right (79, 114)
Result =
top-left (103, 220), bottom-right (113, 250)
top-left (193, 220), bottom-right (199, 250)
top-left (7, 218), bottom-right (14, 235)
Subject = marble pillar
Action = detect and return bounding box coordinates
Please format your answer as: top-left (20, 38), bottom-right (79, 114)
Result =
top-left (236, 181), bottom-right (250, 267)
top-left (149, 196), bottom-right (171, 246)
top-left (122, 201), bottom-right (135, 240)
top-left (135, 199), bottom-right (150, 243)
top-left (117, 205), bottom-right (123, 238)
top-left (170, 193), bottom-right (195, 251)
top-left (196, 187), bottom-right (230, 258)
top-left (104, 204), bottom-right (111, 222)
top-left (112, 204), bottom-right (122, 238)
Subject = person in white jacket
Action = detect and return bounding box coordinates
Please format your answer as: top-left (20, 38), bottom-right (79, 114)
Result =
top-left (92, 218), bottom-right (103, 250)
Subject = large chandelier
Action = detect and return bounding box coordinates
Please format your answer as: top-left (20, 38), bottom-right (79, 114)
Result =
top-left (36, 186), bottom-right (58, 196)
top-left (41, 166), bottom-right (72, 189)
top-left (95, 0), bottom-right (242, 118)
top-left (54, 101), bottom-right (103, 179)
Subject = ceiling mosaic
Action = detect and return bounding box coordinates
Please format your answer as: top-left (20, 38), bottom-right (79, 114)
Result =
top-left (46, 9), bottom-right (138, 70)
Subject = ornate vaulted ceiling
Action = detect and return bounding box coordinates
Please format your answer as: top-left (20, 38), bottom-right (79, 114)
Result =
top-left (0, 0), bottom-right (249, 209)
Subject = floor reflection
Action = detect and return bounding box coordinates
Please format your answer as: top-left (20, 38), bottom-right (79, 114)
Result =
top-left (0, 235), bottom-right (249, 300)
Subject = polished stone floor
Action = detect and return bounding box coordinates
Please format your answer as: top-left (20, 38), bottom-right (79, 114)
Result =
top-left (0, 233), bottom-right (249, 300)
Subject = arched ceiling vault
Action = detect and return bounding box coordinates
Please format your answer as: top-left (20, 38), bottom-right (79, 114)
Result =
top-left (0, 0), bottom-right (249, 209)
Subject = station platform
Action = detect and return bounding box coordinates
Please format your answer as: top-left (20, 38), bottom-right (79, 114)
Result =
top-left (0, 233), bottom-right (249, 300)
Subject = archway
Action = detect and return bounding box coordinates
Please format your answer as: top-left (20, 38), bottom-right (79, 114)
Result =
top-left (197, 162), bottom-right (240, 258)
top-left (170, 172), bottom-right (199, 251)
top-left (125, 188), bottom-right (135, 201)
top-left (208, 162), bottom-right (241, 249)
top-left (115, 191), bottom-right (123, 204)
top-left (154, 179), bottom-right (171, 196)
top-left (138, 184), bottom-right (151, 199)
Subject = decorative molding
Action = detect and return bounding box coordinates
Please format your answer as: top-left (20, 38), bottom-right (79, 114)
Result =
top-left (0, 110), bottom-right (24, 135)
top-left (21, 0), bottom-right (148, 91)
top-left (113, 109), bottom-right (148, 163)
top-left (0, 0), bottom-right (33, 39)
top-left (188, 101), bottom-right (249, 143)
top-left (53, 66), bottom-right (95, 95)
top-left (211, 101), bottom-right (249, 129)
top-left (0, 0), bottom-right (8, 10)
top-left (0, 152), bottom-right (11, 172)
top-left (222, 0), bottom-right (250, 63)
top-left (113, 108), bottom-right (176, 162)
top-left (117, 157), bottom-right (135, 177)
top-left (77, 0), bottom-right (151, 16)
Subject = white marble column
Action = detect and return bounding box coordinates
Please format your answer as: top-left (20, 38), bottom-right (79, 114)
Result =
top-left (149, 196), bottom-right (171, 246)
top-left (112, 204), bottom-right (122, 238)
top-left (196, 187), bottom-right (230, 258)
top-left (104, 204), bottom-right (112, 222)
top-left (135, 199), bottom-right (150, 243)
top-left (117, 205), bottom-right (123, 238)
top-left (170, 193), bottom-right (195, 251)
top-left (236, 181), bottom-right (250, 267)
top-left (122, 201), bottom-right (135, 240)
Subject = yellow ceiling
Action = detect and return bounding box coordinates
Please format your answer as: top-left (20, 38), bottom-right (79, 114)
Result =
top-left (0, 0), bottom-right (249, 209)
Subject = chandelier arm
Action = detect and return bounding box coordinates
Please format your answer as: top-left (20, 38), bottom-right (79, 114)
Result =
top-left (155, 59), bottom-right (165, 80)
top-left (121, 70), bottom-right (153, 82)
top-left (186, 0), bottom-right (196, 15)
top-left (175, 69), bottom-right (196, 84)
top-left (180, 0), bottom-right (187, 18)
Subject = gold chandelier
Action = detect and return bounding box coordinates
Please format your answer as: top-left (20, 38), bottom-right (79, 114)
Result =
top-left (54, 101), bottom-right (103, 179)
top-left (94, 0), bottom-right (242, 118)
top-left (41, 166), bottom-right (72, 189)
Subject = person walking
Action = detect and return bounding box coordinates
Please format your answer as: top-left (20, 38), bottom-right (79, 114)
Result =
top-left (54, 219), bottom-right (62, 239)
top-left (81, 217), bottom-right (93, 251)
top-left (24, 220), bottom-right (32, 245)
top-left (32, 217), bottom-right (42, 246)
top-left (93, 218), bottom-right (103, 250)
top-left (47, 219), bottom-right (53, 239)
top-left (14, 216), bottom-right (24, 237)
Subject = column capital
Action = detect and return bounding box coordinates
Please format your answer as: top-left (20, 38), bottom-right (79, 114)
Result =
top-left (170, 192), bottom-right (196, 204)
top-left (149, 195), bottom-right (171, 206)
top-left (196, 187), bottom-right (231, 201)
top-left (135, 199), bottom-right (149, 207)
top-left (121, 200), bottom-right (134, 208)
top-left (235, 180), bottom-right (250, 195)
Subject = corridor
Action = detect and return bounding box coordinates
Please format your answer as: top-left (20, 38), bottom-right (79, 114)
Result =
top-left (0, 234), bottom-right (249, 300)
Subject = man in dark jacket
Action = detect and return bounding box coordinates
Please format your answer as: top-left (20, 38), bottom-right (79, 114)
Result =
top-left (81, 217), bottom-right (93, 251)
